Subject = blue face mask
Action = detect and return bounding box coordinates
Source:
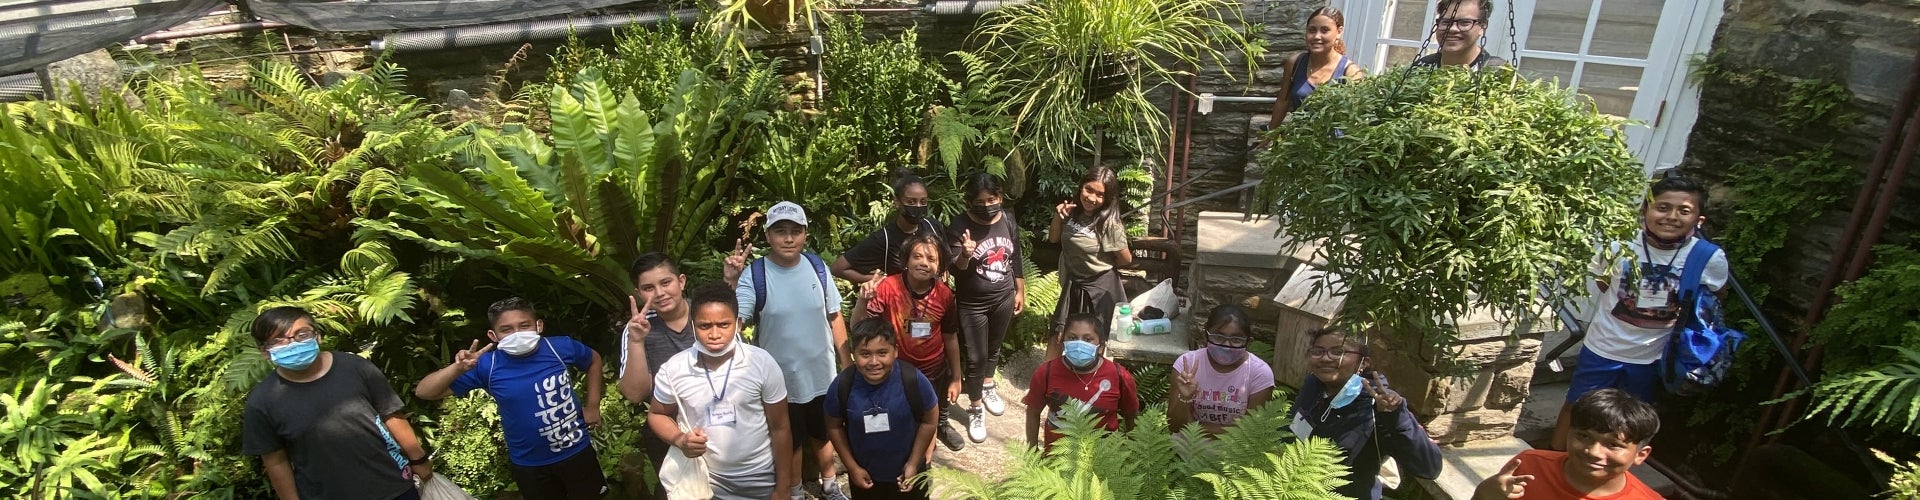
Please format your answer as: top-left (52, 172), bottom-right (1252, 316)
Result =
top-left (1329, 372), bottom-right (1366, 409)
top-left (1063, 340), bottom-right (1099, 370)
top-left (269, 338), bottom-right (320, 371)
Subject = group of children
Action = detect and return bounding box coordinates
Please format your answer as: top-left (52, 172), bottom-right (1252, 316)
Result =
top-left (235, 148), bottom-right (1716, 500)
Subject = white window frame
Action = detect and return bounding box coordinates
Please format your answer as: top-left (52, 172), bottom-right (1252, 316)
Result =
top-left (1328, 0), bottom-right (1726, 175)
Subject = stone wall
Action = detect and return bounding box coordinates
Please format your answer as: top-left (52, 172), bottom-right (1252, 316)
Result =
top-left (1367, 308), bottom-right (1551, 445)
top-left (1683, 0), bottom-right (1920, 326)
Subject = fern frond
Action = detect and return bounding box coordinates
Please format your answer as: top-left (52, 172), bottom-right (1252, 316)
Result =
top-left (1801, 345), bottom-right (1920, 433)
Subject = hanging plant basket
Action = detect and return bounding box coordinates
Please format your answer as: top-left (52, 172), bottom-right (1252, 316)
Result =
top-left (1083, 52), bottom-right (1138, 104)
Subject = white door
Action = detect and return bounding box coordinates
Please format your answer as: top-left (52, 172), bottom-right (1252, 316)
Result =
top-left (1333, 0), bottom-right (1725, 175)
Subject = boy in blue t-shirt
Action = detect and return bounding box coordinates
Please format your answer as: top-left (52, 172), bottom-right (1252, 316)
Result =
top-left (824, 318), bottom-right (939, 499)
top-left (417, 297), bottom-right (607, 499)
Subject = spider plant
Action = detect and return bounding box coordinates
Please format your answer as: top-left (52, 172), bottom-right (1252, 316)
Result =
top-left (971, 0), bottom-right (1262, 179)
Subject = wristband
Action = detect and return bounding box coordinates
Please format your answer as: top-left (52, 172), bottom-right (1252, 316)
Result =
top-left (407, 454), bottom-right (430, 466)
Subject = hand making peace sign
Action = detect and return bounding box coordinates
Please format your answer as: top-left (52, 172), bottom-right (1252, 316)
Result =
top-left (1364, 372), bottom-right (1403, 414)
top-left (722, 238), bottom-right (753, 285)
top-left (625, 295), bottom-right (653, 344)
top-left (452, 339), bottom-right (493, 372)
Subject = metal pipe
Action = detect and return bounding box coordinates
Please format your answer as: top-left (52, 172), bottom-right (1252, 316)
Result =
top-left (135, 20), bottom-right (286, 44)
top-left (818, 7), bottom-right (920, 12)
top-left (370, 9), bottom-right (700, 53)
top-left (926, 0), bottom-right (1029, 16)
top-left (0, 71), bottom-right (42, 102)
top-left (1771, 76), bottom-right (1920, 441)
top-left (1749, 44), bottom-right (1920, 455)
top-left (1164, 69), bottom-right (1185, 239)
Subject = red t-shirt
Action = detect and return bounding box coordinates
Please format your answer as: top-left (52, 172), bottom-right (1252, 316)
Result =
top-left (1022, 358), bottom-right (1139, 445)
top-left (864, 274), bottom-right (955, 378)
top-left (1509, 449), bottom-right (1664, 500)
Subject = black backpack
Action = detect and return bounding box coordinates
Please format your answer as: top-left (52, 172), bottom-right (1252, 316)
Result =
top-left (835, 361), bottom-right (929, 425)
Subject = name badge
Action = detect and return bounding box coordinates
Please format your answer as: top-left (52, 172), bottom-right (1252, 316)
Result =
top-left (708, 402), bottom-right (737, 427)
top-left (1289, 413), bottom-right (1315, 437)
top-left (909, 321), bottom-right (932, 339)
top-left (1639, 284), bottom-right (1670, 308)
top-left (863, 412), bottom-right (891, 433)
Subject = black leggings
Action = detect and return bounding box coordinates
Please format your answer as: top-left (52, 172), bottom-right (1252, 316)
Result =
top-left (957, 296), bottom-right (1016, 399)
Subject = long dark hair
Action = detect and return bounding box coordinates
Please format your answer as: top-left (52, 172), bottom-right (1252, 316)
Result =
top-left (963, 172), bottom-right (1004, 203)
top-left (1079, 166), bottom-right (1123, 248)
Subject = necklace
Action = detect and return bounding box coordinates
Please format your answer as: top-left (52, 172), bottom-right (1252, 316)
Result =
top-left (1071, 363), bottom-right (1099, 391)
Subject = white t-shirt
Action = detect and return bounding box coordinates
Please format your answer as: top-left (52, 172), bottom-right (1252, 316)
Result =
top-left (735, 257), bottom-right (842, 402)
top-left (1584, 238), bottom-right (1730, 364)
top-left (651, 344), bottom-right (788, 481)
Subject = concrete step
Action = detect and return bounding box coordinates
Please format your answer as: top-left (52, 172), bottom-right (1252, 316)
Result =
top-left (1515, 381), bottom-right (1567, 445)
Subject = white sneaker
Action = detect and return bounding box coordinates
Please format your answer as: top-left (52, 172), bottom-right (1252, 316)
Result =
top-left (790, 484), bottom-right (806, 500)
top-left (967, 406), bottom-right (988, 443)
top-left (820, 479), bottom-right (851, 500)
top-left (982, 380), bottom-right (1006, 416)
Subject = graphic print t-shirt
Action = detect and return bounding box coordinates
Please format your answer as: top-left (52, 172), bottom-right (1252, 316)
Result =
top-left (1174, 350), bottom-right (1276, 431)
top-left (864, 275), bottom-right (957, 378)
top-left (452, 336), bottom-right (596, 466)
top-left (946, 214), bottom-right (1023, 302)
top-left (1022, 358), bottom-right (1138, 445)
top-left (1585, 238), bottom-right (1729, 364)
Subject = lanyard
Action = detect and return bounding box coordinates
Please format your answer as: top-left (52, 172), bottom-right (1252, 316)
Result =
top-left (699, 354), bottom-right (734, 403)
top-left (1637, 239), bottom-right (1683, 285)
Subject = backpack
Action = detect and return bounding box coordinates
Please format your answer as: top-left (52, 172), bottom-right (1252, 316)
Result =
top-left (1660, 238), bottom-right (1747, 396)
top-left (748, 251), bottom-right (833, 321)
top-left (835, 361), bottom-right (929, 426)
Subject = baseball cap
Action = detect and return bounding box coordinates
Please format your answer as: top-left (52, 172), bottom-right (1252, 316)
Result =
top-left (764, 201), bottom-right (808, 229)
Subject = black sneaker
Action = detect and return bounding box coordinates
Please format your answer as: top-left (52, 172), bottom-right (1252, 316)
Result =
top-left (938, 418), bottom-right (968, 451)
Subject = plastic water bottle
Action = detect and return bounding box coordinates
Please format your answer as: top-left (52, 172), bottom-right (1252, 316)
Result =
top-left (1113, 304), bottom-right (1135, 344)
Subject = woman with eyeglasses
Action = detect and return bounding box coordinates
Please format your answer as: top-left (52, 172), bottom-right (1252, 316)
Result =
top-left (1288, 326), bottom-right (1442, 500)
top-left (1411, 0), bottom-right (1508, 70)
top-left (241, 306), bottom-right (431, 500)
top-left (1168, 305), bottom-right (1275, 437)
top-left (1267, 7), bottom-right (1365, 126)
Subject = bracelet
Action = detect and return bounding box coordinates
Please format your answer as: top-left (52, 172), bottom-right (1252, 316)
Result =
top-left (407, 454), bottom-right (430, 466)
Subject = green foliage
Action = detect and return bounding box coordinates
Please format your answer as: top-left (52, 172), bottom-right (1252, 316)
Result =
top-left (928, 401), bottom-right (1347, 499)
top-left (929, 50), bottom-right (1018, 187)
top-left (432, 392), bottom-right (512, 496)
top-left (1793, 346), bottom-right (1920, 434)
top-left (1715, 148), bottom-right (1857, 332)
top-left (1006, 256), bottom-right (1063, 354)
top-left (1254, 67), bottom-right (1644, 352)
top-left (1876, 449), bottom-right (1920, 499)
top-left (970, 0), bottom-right (1262, 176)
top-left (544, 17), bottom-right (728, 112)
top-left (1813, 246), bottom-right (1920, 376)
top-left (739, 113), bottom-right (886, 253)
top-left (821, 15), bottom-right (945, 167)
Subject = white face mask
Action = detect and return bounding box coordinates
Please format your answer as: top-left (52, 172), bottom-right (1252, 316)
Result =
top-left (498, 331), bottom-right (541, 356)
top-left (697, 335), bottom-right (738, 357)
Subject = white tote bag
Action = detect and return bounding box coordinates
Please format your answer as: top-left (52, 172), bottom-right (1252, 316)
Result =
top-left (658, 392), bottom-right (715, 500)
top-left (417, 474), bottom-right (478, 500)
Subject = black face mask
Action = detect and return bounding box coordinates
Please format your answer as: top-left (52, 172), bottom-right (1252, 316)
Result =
top-left (969, 203), bottom-right (1002, 218)
top-left (901, 205), bottom-right (929, 223)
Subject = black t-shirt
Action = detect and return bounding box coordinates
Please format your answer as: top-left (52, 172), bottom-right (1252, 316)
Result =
top-left (945, 213), bottom-right (1023, 302)
top-left (1411, 51), bottom-right (1509, 71)
top-left (842, 219), bottom-right (947, 277)
top-left (242, 352), bottom-right (415, 500)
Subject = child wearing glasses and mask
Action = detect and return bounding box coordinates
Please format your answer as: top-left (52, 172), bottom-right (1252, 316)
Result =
top-left (1289, 326), bottom-right (1443, 500)
top-left (1168, 305), bottom-right (1276, 437)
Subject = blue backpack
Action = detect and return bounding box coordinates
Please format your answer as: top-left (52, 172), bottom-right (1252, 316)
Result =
top-left (747, 251), bottom-right (833, 322)
top-left (1661, 239), bottom-right (1746, 397)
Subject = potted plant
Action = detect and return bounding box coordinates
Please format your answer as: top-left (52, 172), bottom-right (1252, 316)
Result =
top-left (1252, 67), bottom-right (1645, 353)
top-left (969, 0), bottom-right (1261, 183)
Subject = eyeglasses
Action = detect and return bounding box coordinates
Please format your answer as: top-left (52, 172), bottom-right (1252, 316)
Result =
top-left (266, 328), bottom-right (318, 348)
top-left (1206, 332), bottom-right (1250, 348)
top-left (1435, 17), bottom-right (1485, 30)
top-left (1306, 347), bottom-right (1357, 359)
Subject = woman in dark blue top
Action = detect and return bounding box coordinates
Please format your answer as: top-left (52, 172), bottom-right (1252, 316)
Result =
top-left (1269, 7), bottom-right (1366, 124)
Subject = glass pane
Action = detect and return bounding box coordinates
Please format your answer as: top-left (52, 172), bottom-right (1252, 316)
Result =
top-left (1384, 45), bottom-right (1423, 68)
top-left (1591, 0), bottom-right (1664, 59)
top-left (1580, 63), bottom-right (1643, 118)
top-left (1527, 0), bottom-right (1593, 54)
top-left (1390, 0), bottom-right (1433, 40)
top-left (1521, 58), bottom-right (1577, 88)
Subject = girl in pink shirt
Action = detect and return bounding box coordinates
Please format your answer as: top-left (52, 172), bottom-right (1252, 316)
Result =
top-left (1169, 305), bottom-right (1277, 436)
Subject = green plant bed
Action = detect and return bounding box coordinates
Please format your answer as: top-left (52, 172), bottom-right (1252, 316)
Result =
top-left (1253, 66), bottom-right (1644, 352)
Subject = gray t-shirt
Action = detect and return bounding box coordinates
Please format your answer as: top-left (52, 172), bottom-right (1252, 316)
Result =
top-left (736, 256), bottom-right (843, 403)
top-left (242, 352), bottom-right (414, 500)
top-left (619, 310), bottom-right (699, 378)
